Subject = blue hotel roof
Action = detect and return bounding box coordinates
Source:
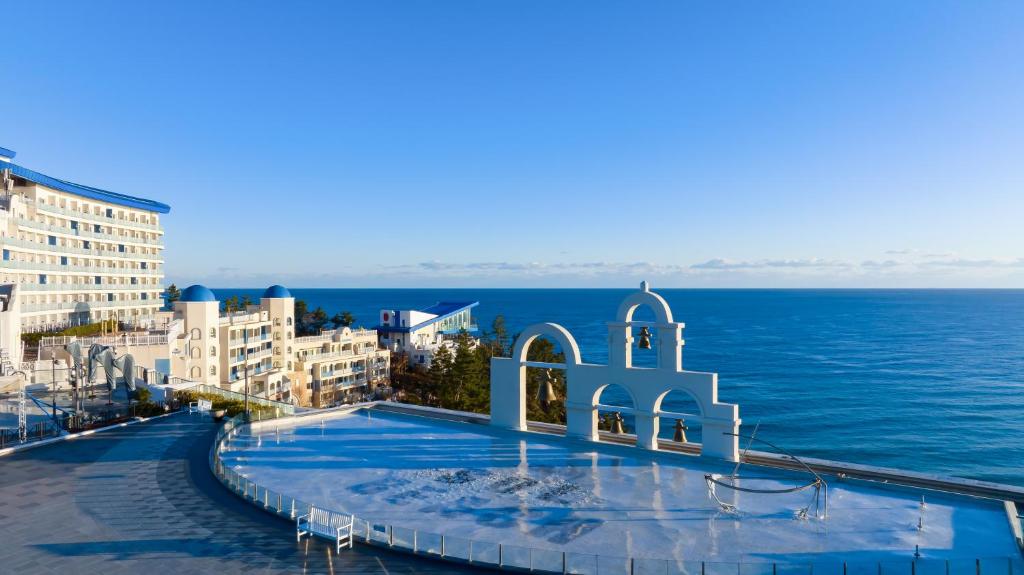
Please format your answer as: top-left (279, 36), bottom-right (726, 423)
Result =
top-left (1, 147), bottom-right (170, 213)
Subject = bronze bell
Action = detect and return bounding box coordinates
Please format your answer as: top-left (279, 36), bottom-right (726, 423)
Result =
top-left (537, 368), bottom-right (559, 408)
top-left (602, 412), bottom-right (613, 431)
top-left (612, 412), bottom-right (626, 434)
top-left (673, 418), bottom-right (688, 443)
top-left (637, 326), bottom-right (652, 349)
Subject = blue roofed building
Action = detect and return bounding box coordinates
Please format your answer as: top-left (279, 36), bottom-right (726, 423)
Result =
top-left (0, 146), bottom-right (170, 332)
top-left (377, 301), bottom-right (479, 366)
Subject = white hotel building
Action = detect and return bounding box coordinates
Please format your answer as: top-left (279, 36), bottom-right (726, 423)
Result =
top-left (0, 146), bottom-right (168, 333)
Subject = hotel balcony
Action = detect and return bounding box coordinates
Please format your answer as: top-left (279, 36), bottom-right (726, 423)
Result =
top-left (31, 200), bottom-right (164, 233)
top-left (20, 298), bottom-right (160, 313)
top-left (228, 347), bottom-right (272, 365)
top-left (19, 283), bottom-right (160, 293)
top-left (15, 216), bottom-right (163, 246)
top-left (2, 259), bottom-right (162, 275)
top-left (0, 237), bottom-right (164, 263)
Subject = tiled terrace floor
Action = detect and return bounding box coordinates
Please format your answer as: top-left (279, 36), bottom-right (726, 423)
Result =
top-left (0, 413), bottom-right (478, 574)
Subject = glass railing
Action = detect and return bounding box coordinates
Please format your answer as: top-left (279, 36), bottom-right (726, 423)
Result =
top-left (0, 237), bottom-right (164, 262)
top-left (209, 413), bottom-right (1021, 575)
top-left (2, 258), bottom-right (162, 275)
top-left (14, 216), bottom-right (163, 245)
top-left (32, 200), bottom-right (164, 232)
top-left (193, 383), bottom-right (294, 415)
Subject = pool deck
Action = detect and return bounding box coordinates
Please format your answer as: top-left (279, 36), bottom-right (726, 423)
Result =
top-left (0, 412), bottom-right (482, 574)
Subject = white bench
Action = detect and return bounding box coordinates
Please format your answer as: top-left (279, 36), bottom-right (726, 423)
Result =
top-left (189, 399), bottom-right (212, 415)
top-left (296, 506), bottom-right (354, 552)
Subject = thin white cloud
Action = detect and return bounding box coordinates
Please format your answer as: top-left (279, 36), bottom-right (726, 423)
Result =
top-left (690, 258), bottom-right (850, 270)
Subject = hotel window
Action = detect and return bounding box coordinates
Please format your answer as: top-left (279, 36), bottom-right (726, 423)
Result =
top-left (118, 244), bottom-right (125, 253)
top-left (210, 328), bottom-right (216, 338)
top-left (191, 328), bottom-right (201, 339)
top-left (191, 366), bottom-right (201, 379)
top-left (2, 249), bottom-right (9, 261)
top-left (106, 208), bottom-right (113, 218)
top-left (39, 274), bottom-right (47, 285)
top-left (210, 346), bottom-right (216, 357)
top-left (60, 256), bottom-right (68, 265)
top-left (287, 317), bottom-right (293, 326)
top-left (70, 220), bottom-right (78, 230)
top-left (94, 276), bottom-right (101, 285)
top-left (94, 224), bottom-right (101, 233)
top-left (210, 366), bottom-right (217, 376)
top-left (48, 235), bottom-right (57, 246)
top-left (83, 240), bottom-right (90, 249)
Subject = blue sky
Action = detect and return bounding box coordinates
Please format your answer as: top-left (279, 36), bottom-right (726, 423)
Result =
top-left (3, 1), bottom-right (1022, 287)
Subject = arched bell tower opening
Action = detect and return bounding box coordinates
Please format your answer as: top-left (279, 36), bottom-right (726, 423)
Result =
top-left (490, 282), bottom-right (741, 461)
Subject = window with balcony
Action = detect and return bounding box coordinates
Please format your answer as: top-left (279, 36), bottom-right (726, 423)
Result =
top-left (210, 346), bottom-right (216, 357)
top-left (209, 328), bottom-right (216, 338)
top-left (210, 366), bottom-right (217, 376)
top-left (191, 328), bottom-right (201, 339)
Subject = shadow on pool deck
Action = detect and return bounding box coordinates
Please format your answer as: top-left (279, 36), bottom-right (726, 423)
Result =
top-left (0, 413), bottom-right (483, 574)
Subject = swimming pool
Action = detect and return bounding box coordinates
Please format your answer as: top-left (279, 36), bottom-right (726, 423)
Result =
top-left (219, 408), bottom-right (1021, 566)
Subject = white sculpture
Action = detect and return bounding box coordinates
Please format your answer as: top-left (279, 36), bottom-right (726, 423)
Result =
top-left (490, 281), bottom-right (741, 461)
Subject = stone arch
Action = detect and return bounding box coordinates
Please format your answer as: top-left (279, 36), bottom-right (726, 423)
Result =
top-left (511, 323), bottom-right (582, 366)
top-left (615, 289), bottom-right (673, 324)
top-left (653, 384), bottom-right (707, 417)
top-left (592, 382), bottom-right (639, 408)
top-left (490, 323), bottom-right (582, 432)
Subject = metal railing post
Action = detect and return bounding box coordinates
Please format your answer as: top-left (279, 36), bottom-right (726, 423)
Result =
top-left (562, 551), bottom-right (567, 574)
top-left (499, 544), bottom-right (503, 567)
top-left (440, 535), bottom-right (445, 558)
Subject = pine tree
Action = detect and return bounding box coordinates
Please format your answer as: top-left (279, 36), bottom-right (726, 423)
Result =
top-left (165, 284), bottom-right (181, 304)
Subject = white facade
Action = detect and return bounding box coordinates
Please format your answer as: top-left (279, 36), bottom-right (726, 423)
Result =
top-left (378, 301), bottom-right (479, 367)
top-left (0, 148), bottom-right (168, 332)
top-left (292, 327), bottom-right (390, 407)
top-left (490, 282), bottom-right (742, 461)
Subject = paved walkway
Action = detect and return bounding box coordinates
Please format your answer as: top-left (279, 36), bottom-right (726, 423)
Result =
top-left (0, 413), bottom-right (480, 574)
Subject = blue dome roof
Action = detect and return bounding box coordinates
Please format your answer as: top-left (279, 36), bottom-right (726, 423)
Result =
top-left (179, 284), bottom-right (217, 302)
top-left (263, 284), bottom-right (292, 299)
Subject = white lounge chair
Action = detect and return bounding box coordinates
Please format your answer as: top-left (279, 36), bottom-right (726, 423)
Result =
top-left (296, 506), bottom-right (354, 552)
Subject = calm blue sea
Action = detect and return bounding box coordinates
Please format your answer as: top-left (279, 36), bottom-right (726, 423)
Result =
top-left (212, 288), bottom-right (1024, 486)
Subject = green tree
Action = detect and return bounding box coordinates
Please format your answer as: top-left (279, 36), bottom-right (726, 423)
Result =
top-left (489, 315), bottom-right (509, 357)
top-left (165, 284), bottom-right (181, 305)
top-left (309, 307), bottom-right (329, 333)
top-left (427, 344), bottom-right (454, 405)
top-left (446, 331), bottom-right (482, 409)
top-left (223, 295), bottom-right (240, 313)
top-left (240, 294), bottom-right (253, 308)
top-left (331, 311), bottom-right (356, 329)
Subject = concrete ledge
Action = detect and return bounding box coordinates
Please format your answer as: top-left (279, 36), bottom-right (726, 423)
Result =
top-left (0, 410), bottom-right (182, 458)
top-left (1006, 501), bottom-right (1024, 556)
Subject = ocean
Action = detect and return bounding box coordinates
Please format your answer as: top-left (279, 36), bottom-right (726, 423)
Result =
top-left (211, 288), bottom-right (1024, 486)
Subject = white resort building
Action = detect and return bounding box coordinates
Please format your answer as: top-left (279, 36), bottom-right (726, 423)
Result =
top-left (23, 284), bottom-right (390, 407)
top-left (0, 146), bottom-right (169, 333)
top-left (376, 301), bottom-right (478, 367)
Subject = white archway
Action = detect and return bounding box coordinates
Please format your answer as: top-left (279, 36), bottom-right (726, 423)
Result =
top-left (490, 282), bottom-right (741, 461)
top-left (490, 323), bottom-right (582, 431)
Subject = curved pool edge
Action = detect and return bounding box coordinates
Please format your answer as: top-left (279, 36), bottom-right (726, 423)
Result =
top-left (210, 404), bottom-right (1024, 572)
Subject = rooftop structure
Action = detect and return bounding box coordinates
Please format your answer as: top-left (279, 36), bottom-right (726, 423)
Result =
top-left (377, 300), bottom-right (478, 366)
top-left (0, 146), bottom-right (169, 332)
